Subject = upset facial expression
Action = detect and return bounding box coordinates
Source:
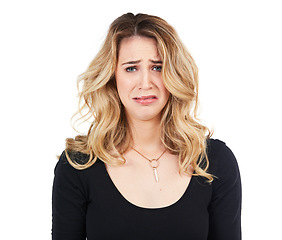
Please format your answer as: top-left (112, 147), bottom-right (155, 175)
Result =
top-left (115, 36), bottom-right (170, 122)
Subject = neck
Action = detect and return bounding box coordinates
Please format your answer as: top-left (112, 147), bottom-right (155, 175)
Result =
top-left (127, 117), bottom-right (164, 154)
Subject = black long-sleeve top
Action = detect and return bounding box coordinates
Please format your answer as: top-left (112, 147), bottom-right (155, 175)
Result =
top-left (52, 139), bottom-right (241, 239)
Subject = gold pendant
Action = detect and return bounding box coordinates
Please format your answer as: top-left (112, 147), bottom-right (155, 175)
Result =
top-left (153, 167), bottom-right (159, 182)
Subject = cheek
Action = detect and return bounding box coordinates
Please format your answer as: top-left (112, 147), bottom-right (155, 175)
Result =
top-left (159, 82), bottom-right (170, 100)
top-left (116, 81), bottom-right (126, 102)
top-left (116, 72), bottom-right (133, 101)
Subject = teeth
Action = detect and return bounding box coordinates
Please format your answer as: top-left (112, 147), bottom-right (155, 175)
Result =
top-left (134, 96), bottom-right (156, 100)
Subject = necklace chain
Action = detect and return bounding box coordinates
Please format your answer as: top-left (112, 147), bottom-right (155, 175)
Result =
top-left (131, 147), bottom-right (166, 162)
top-left (130, 147), bottom-right (166, 183)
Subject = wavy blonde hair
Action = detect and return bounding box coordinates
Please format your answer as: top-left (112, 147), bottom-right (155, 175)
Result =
top-left (65, 13), bottom-right (213, 181)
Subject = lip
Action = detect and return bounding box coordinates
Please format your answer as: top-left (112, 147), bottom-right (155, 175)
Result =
top-left (133, 95), bottom-right (158, 105)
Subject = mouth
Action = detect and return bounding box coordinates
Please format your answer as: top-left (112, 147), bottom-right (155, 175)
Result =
top-left (133, 95), bottom-right (158, 100)
top-left (133, 95), bottom-right (158, 104)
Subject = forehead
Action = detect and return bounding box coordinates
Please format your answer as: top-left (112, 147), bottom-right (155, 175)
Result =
top-left (118, 36), bottom-right (160, 62)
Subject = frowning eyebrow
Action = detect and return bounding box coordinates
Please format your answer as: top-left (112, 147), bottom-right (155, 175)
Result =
top-left (121, 59), bottom-right (163, 65)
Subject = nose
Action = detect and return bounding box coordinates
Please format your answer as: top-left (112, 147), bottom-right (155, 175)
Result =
top-left (138, 69), bottom-right (152, 90)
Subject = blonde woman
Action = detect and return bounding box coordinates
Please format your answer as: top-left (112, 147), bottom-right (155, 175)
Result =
top-left (52, 13), bottom-right (241, 240)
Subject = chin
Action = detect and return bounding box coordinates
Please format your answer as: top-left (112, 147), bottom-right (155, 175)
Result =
top-left (135, 112), bottom-right (162, 122)
top-left (124, 106), bottom-right (163, 122)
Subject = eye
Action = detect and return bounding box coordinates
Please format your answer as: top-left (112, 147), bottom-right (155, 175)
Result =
top-left (152, 65), bottom-right (162, 72)
top-left (126, 66), bottom-right (137, 72)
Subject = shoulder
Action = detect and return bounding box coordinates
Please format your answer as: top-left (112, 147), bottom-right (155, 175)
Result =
top-left (54, 151), bottom-right (83, 180)
top-left (53, 151), bottom-right (106, 199)
top-left (54, 151), bottom-right (103, 177)
top-left (206, 139), bottom-right (240, 182)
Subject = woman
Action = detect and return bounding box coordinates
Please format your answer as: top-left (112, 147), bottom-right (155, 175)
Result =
top-left (52, 13), bottom-right (241, 239)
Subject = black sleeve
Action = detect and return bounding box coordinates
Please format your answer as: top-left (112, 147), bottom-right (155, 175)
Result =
top-left (52, 152), bottom-right (87, 240)
top-left (207, 140), bottom-right (242, 240)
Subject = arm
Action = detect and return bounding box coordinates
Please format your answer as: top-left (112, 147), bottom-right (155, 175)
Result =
top-left (52, 152), bottom-right (87, 240)
top-left (208, 140), bottom-right (242, 240)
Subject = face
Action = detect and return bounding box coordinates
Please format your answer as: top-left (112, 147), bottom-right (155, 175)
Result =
top-left (115, 36), bottom-right (170, 123)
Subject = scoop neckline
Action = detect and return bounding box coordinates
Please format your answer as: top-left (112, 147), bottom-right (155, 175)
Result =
top-left (101, 161), bottom-right (194, 211)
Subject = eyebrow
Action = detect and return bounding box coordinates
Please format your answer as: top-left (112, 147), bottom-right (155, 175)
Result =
top-left (121, 59), bottom-right (163, 65)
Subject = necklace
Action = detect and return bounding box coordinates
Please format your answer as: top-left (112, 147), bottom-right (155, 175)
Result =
top-left (131, 147), bottom-right (166, 183)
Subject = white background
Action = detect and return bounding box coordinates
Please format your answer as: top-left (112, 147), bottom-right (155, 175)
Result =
top-left (1, 0), bottom-right (281, 239)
